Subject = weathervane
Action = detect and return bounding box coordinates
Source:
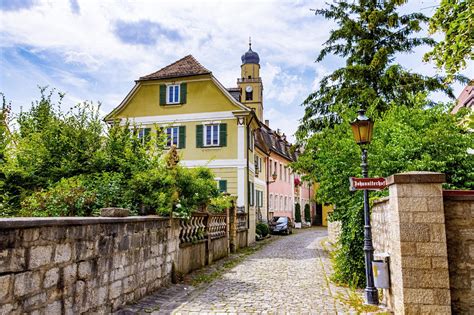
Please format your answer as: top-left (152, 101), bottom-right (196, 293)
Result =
top-left (249, 36), bottom-right (252, 49)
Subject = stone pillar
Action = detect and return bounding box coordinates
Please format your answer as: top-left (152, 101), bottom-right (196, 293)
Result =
top-left (229, 201), bottom-right (237, 253)
top-left (386, 172), bottom-right (451, 314)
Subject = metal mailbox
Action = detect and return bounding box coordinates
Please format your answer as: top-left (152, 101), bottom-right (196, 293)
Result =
top-left (373, 253), bottom-right (390, 289)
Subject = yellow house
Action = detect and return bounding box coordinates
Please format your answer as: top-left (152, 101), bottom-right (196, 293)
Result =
top-left (105, 47), bottom-right (267, 244)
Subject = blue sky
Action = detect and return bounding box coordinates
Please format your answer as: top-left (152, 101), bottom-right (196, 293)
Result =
top-left (0, 0), bottom-right (471, 142)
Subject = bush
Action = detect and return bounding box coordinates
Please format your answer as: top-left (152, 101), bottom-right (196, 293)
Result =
top-left (295, 203), bottom-right (302, 223)
top-left (1, 88), bottom-right (221, 218)
top-left (304, 204), bottom-right (311, 222)
top-left (208, 194), bottom-right (233, 214)
top-left (20, 176), bottom-right (95, 217)
top-left (256, 222), bottom-right (269, 237)
top-left (20, 172), bottom-right (134, 217)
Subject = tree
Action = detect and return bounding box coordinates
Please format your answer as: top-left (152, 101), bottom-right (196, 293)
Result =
top-left (295, 203), bottom-right (302, 223)
top-left (293, 94), bottom-right (473, 286)
top-left (424, 0), bottom-right (473, 82)
top-left (1, 87), bottom-right (220, 218)
top-left (297, 0), bottom-right (461, 138)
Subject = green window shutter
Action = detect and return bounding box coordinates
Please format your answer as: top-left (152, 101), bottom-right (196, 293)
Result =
top-left (159, 85), bottom-right (166, 105)
top-left (178, 126), bottom-right (186, 148)
top-left (196, 125), bottom-right (203, 148)
top-left (249, 182), bottom-right (254, 206)
top-left (180, 83), bottom-right (187, 104)
top-left (219, 123), bottom-right (227, 147)
top-left (219, 180), bottom-right (227, 193)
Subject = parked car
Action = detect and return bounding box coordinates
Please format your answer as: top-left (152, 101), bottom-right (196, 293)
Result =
top-left (269, 216), bottom-right (293, 235)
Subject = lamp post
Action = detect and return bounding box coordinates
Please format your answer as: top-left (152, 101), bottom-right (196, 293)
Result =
top-left (350, 109), bottom-right (379, 305)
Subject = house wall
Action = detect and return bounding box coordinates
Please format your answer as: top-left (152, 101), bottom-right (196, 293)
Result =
top-left (268, 153), bottom-right (294, 219)
top-left (115, 76), bottom-right (239, 118)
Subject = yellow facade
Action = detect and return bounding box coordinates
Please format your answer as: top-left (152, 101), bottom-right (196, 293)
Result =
top-left (114, 76), bottom-right (240, 118)
top-left (106, 55), bottom-right (264, 245)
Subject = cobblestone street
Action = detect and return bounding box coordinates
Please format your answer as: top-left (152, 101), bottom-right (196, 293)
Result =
top-left (119, 227), bottom-right (361, 314)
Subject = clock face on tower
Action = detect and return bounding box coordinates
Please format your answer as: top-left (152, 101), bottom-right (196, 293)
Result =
top-left (245, 85), bottom-right (253, 92)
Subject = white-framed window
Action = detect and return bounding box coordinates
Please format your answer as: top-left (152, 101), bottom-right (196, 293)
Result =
top-left (167, 84), bottom-right (180, 104)
top-left (204, 124), bottom-right (219, 146)
top-left (166, 127), bottom-right (179, 147)
top-left (269, 194), bottom-right (273, 210)
top-left (137, 127), bottom-right (151, 144)
top-left (248, 130), bottom-right (254, 151)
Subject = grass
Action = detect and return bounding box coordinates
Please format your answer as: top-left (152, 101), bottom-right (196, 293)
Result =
top-left (319, 237), bottom-right (388, 314)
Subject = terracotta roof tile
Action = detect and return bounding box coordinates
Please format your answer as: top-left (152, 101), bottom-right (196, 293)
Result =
top-left (139, 55), bottom-right (211, 81)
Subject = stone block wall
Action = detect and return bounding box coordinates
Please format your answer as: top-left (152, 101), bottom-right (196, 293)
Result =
top-left (0, 217), bottom-right (179, 314)
top-left (327, 220), bottom-right (342, 245)
top-left (444, 191), bottom-right (474, 314)
top-left (371, 172), bottom-right (452, 314)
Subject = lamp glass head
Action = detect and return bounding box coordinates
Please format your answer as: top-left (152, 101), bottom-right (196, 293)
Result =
top-left (350, 109), bottom-right (374, 145)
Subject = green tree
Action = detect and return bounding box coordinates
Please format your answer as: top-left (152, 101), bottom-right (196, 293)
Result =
top-left (424, 0), bottom-right (473, 82)
top-left (293, 94), bottom-right (473, 287)
top-left (304, 204), bottom-right (311, 223)
top-left (298, 0), bottom-right (460, 138)
top-left (0, 87), bottom-right (220, 218)
top-left (295, 203), bottom-right (302, 223)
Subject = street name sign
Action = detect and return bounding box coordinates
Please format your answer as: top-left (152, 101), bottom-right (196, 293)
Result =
top-left (350, 177), bottom-right (387, 191)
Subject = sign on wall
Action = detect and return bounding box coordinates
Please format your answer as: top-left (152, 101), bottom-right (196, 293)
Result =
top-left (349, 177), bottom-right (387, 191)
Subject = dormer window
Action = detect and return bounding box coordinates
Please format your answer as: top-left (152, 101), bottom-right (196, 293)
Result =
top-left (167, 85), bottom-right (180, 104)
top-left (159, 83), bottom-right (187, 106)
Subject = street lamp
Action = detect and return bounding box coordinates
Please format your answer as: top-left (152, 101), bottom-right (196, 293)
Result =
top-left (350, 109), bottom-right (379, 305)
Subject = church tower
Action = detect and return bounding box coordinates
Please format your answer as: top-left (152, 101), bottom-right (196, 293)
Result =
top-left (237, 40), bottom-right (263, 120)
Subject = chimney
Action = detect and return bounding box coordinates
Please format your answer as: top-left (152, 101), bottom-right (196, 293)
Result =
top-left (265, 119), bottom-right (270, 127)
top-left (282, 133), bottom-right (286, 141)
top-left (277, 128), bottom-right (281, 135)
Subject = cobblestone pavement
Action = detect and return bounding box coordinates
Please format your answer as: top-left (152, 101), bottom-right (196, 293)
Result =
top-left (119, 227), bottom-right (361, 314)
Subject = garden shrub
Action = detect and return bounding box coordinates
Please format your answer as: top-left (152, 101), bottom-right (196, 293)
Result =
top-left (304, 204), bottom-right (311, 222)
top-left (208, 194), bottom-right (233, 214)
top-left (256, 222), bottom-right (269, 237)
top-left (1, 88), bottom-right (221, 218)
top-left (294, 203), bottom-right (301, 223)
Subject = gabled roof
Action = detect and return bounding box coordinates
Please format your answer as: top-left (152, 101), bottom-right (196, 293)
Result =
top-left (139, 55), bottom-right (211, 81)
top-left (259, 124), bottom-right (295, 162)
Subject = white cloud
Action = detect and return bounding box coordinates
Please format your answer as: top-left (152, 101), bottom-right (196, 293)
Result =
top-left (0, 0), bottom-right (472, 143)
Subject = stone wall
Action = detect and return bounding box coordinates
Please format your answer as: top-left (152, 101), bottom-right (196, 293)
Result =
top-left (371, 172), bottom-right (474, 315)
top-left (0, 217), bottom-right (179, 314)
top-left (327, 220), bottom-right (342, 245)
top-left (444, 191), bottom-right (474, 314)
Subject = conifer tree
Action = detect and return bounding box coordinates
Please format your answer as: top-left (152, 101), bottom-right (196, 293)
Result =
top-left (297, 0), bottom-right (464, 138)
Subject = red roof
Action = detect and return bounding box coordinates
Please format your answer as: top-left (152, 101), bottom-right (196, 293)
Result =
top-left (139, 55), bottom-right (211, 81)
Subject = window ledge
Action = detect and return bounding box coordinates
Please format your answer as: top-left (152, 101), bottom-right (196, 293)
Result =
top-left (162, 103), bottom-right (184, 107)
top-left (201, 146), bottom-right (222, 150)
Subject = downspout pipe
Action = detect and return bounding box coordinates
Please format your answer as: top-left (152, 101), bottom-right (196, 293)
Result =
top-left (246, 113), bottom-right (255, 230)
top-left (266, 156), bottom-right (270, 223)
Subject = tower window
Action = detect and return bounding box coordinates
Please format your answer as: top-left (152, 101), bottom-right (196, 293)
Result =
top-left (246, 91), bottom-right (253, 101)
top-left (248, 75), bottom-right (251, 79)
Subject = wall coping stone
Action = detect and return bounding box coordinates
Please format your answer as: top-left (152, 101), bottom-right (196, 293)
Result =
top-left (0, 216), bottom-right (169, 229)
top-left (443, 190), bottom-right (474, 201)
top-left (386, 171), bottom-right (445, 186)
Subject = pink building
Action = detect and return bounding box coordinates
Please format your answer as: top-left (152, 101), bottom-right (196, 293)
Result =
top-left (452, 81), bottom-right (473, 114)
top-left (258, 123), bottom-right (296, 220)
top-left (294, 175), bottom-right (316, 223)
